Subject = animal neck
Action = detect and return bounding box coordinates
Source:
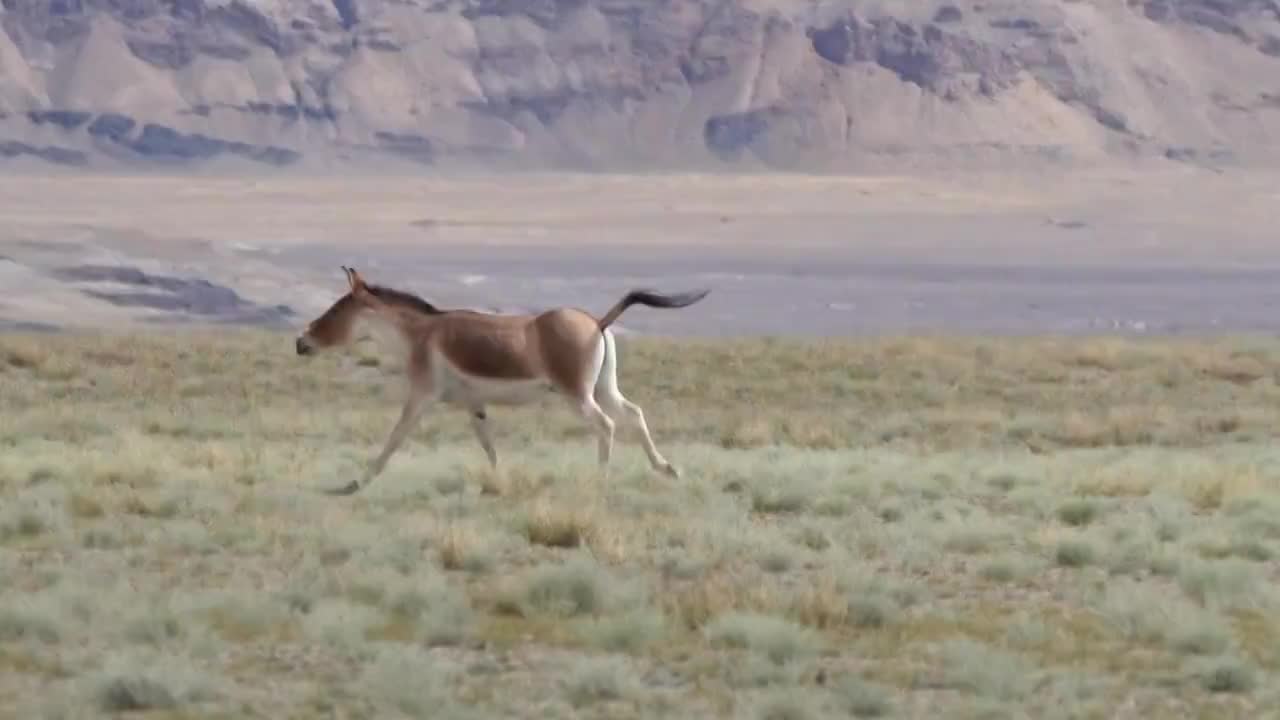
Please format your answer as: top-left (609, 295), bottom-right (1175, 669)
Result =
top-left (358, 305), bottom-right (429, 360)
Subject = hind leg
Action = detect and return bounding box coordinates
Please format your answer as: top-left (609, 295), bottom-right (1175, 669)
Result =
top-left (571, 395), bottom-right (616, 478)
top-left (469, 407), bottom-right (498, 470)
top-left (592, 328), bottom-right (679, 478)
top-left (598, 393), bottom-right (680, 479)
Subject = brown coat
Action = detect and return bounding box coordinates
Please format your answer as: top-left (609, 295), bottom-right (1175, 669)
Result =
top-left (297, 267), bottom-right (708, 495)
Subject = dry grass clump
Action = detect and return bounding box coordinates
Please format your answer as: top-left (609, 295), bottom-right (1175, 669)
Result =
top-left (1095, 580), bottom-right (1235, 655)
top-left (578, 609), bottom-right (668, 653)
top-left (300, 598), bottom-right (384, 652)
top-left (929, 639), bottom-right (1034, 701)
top-left (495, 555), bottom-right (630, 621)
top-left (1054, 538), bottom-right (1098, 568)
top-left (436, 522), bottom-right (496, 574)
top-left (940, 518), bottom-right (1012, 556)
top-left (705, 612), bottom-right (821, 665)
top-left (1177, 558), bottom-right (1271, 610)
top-left (1055, 498), bottom-right (1102, 527)
top-left (522, 498), bottom-right (600, 549)
top-left (359, 645), bottom-right (479, 718)
top-left (1188, 655), bottom-right (1259, 694)
top-left (832, 676), bottom-right (894, 718)
top-left (377, 579), bottom-right (475, 647)
top-left (94, 671), bottom-right (210, 713)
top-left (660, 566), bottom-right (784, 631)
top-left (977, 554), bottom-right (1040, 584)
top-left (0, 487), bottom-right (68, 545)
top-left (81, 654), bottom-right (224, 715)
top-left (4, 330), bottom-right (1280, 717)
top-left (749, 481), bottom-right (814, 515)
top-left (0, 604), bottom-right (61, 645)
top-left (562, 657), bottom-right (635, 708)
top-left (756, 689), bottom-right (819, 720)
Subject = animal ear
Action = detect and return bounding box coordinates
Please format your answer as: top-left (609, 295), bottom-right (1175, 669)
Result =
top-left (342, 266), bottom-right (367, 294)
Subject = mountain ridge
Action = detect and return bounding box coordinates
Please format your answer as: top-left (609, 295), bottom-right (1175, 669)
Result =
top-left (2, 0), bottom-right (1279, 171)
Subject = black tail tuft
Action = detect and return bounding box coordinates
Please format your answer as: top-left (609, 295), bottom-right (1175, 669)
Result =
top-left (626, 288), bottom-right (711, 309)
top-left (597, 288), bottom-right (710, 330)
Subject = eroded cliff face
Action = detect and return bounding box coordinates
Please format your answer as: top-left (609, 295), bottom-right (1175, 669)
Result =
top-left (1, 0), bottom-right (1278, 170)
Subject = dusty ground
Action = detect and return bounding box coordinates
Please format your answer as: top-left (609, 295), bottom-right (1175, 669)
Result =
top-left (2, 168), bottom-right (1280, 337)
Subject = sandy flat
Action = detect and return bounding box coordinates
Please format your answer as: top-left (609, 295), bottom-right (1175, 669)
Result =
top-left (1, 168), bottom-right (1278, 337)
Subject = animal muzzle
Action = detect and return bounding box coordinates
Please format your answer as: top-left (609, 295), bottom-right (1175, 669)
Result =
top-left (295, 336), bottom-right (314, 356)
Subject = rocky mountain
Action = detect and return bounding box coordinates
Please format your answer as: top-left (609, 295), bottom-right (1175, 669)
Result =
top-left (1, 0), bottom-right (1279, 171)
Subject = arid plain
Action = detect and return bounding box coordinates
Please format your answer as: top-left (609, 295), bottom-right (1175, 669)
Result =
top-left (3, 169), bottom-right (1280, 719)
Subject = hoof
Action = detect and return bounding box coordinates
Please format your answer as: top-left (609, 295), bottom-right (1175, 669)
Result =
top-left (325, 480), bottom-right (362, 496)
top-left (662, 463), bottom-right (681, 479)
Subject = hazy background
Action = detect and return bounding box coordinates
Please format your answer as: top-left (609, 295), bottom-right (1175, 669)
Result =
top-left (2, 0), bottom-right (1279, 336)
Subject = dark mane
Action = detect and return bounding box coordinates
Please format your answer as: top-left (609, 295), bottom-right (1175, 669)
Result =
top-left (367, 284), bottom-right (443, 315)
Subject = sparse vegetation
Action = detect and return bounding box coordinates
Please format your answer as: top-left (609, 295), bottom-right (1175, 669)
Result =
top-left (1054, 538), bottom-right (1098, 568)
top-left (2, 330), bottom-right (1280, 717)
top-left (705, 612), bottom-right (820, 665)
top-left (563, 657), bottom-right (633, 708)
top-left (834, 676), bottom-right (894, 717)
top-left (1188, 655), bottom-right (1258, 694)
top-left (1056, 498), bottom-right (1101, 527)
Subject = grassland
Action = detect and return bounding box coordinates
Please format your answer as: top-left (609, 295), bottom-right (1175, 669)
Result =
top-left (2, 329), bottom-right (1280, 719)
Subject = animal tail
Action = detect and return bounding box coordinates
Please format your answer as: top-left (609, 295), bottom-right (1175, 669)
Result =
top-left (596, 288), bottom-right (711, 331)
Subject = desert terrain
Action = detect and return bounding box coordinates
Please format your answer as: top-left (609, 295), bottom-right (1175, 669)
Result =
top-left (2, 167), bottom-right (1280, 337)
top-left (4, 0), bottom-right (1280, 718)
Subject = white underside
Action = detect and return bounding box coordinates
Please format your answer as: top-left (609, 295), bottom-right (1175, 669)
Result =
top-left (435, 361), bottom-right (555, 407)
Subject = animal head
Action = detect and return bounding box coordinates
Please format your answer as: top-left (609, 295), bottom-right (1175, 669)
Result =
top-left (295, 266), bottom-right (382, 356)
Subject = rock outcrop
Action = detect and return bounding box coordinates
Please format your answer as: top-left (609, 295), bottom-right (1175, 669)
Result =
top-left (0, 0), bottom-right (1278, 170)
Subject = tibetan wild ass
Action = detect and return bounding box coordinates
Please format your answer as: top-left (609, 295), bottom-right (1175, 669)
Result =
top-left (295, 267), bottom-right (710, 495)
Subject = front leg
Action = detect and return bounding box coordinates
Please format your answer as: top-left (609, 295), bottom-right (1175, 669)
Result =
top-left (329, 387), bottom-right (432, 495)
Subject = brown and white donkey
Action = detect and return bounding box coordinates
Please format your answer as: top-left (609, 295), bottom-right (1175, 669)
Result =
top-left (296, 267), bottom-right (710, 495)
